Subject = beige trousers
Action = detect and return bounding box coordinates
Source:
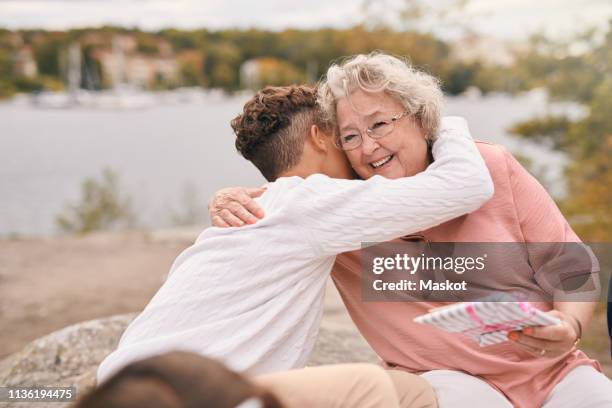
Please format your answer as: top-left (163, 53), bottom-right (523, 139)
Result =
top-left (254, 364), bottom-right (437, 408)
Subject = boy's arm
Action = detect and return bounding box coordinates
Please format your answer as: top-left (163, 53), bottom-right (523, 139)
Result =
top-left (208, 118), bottom-right (492, 229)
top-left (291, 116), bottom-right (493, 256)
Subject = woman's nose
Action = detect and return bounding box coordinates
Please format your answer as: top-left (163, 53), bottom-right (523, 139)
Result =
top-left (361, 134), bottom-right (380, 155)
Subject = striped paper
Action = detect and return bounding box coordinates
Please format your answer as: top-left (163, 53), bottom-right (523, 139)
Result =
top-left (414, 302), bottom-right (561, 346)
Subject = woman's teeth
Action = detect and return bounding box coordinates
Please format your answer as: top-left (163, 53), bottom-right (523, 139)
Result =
top-left (370, 155), bottom-right (393, 169)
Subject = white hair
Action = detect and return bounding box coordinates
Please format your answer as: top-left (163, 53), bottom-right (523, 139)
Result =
top-left (317, 52), bottom-right (443, 138)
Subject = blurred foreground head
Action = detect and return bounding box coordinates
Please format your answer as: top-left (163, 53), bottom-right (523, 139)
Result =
top-left (74, 351), bottom-right (283, 408)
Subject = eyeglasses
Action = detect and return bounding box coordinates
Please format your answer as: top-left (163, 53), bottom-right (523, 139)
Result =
top-left (336, 111), bottom-right (410, 151)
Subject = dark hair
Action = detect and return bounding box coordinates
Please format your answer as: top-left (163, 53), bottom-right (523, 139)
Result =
top-left (74, 351), bottom-right (283, 408)
top-left (231, 85), bottom-right (330, 181)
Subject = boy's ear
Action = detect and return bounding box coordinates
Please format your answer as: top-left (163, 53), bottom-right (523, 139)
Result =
top-left (308, 124), bottom-right (329, 153)
top-left (308, 125), bottom-right (327, 152)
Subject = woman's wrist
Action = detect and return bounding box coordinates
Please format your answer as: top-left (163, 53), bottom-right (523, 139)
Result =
top-left (565, 313), bottom-right (583, 345)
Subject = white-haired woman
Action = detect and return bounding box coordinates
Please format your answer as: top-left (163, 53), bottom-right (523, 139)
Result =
top-left (210, 52), bottom-right (611, 408)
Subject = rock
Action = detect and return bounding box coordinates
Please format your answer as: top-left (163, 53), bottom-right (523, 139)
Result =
top-left (0, 314), bottom-right (136, 408)
top-left (309, 321), bottom-right (378, 366)
top-left (0, 314), bottom-right (377, 407)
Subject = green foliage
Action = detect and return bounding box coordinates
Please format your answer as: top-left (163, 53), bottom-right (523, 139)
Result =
top-left (13, 76), bottom-right (45, 92)
top-left (179, 61), bottom-right (204, 87)
top-left (81, 44), bottom-right (103, 90)
top-left (203, 41), bottom-right (241, 90)
top-left (158, 28), bottom-right (206, 51)
top-left (0, 26), bottom-right (481, 96)
top-left (561, 79), bottom-right (612, 240)
top-left (0, 18), bottom-right (609, 102)
top-left (0, 80), bottom-right (16, 98)
top-left (507, 28), bottom-right (607, 103)
top-left (135, 33), bottom-right (159, 55)
top-left (33, 37), bottom-right (66, 77)
top-left (38, 75), bottom-right (64, 91)
top-left (442, 62), bottom-right (479, 95)
top-left (511, 22), bottom-right (612, 240)
top-left (245, 57), bottom-right (305, 90)
top-left (509, 115), bottom-right (572, 150)
top-left (0, 48), bottom-right (14, 77)
top-left (56, 169), bottom-right (136, 234)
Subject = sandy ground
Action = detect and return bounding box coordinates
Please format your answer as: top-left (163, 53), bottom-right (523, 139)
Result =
top-left (0, 230), bottom-right (609, 378)
top-left (0, 230), bottom-right (354, 360)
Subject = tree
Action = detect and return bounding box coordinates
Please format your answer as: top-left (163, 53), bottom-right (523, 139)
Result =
top-left (33, 37), bottom-right (66, 77)
top-left (202, 41), bottom-right (241, 90)
top-left (510, 22), bottom-right (612, 240)
top-left (56, 169), bottom-right (136, 234)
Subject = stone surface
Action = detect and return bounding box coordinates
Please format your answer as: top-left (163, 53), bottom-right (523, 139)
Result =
top-left (0, 314), bottom-right (134, 408)
top-left (0, 313), bottom-right (377, 408)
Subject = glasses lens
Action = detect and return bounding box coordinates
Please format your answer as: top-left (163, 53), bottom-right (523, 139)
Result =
top-left (339, 134), bottom-right (361, 150)
top-left (370, 120), bottom-right (393, 138)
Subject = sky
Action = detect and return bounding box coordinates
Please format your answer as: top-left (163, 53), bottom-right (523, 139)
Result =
top-left (0, 0), bottom-right (611, 41)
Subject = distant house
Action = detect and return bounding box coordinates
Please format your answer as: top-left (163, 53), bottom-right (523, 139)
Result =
top-left (239, 59), bottom-right (260, 89)
top-left (14, 46), bottom-right (38, 78)
top-left (92, 35), bottom-right (179, 88)
top-left (125, 55), bottom-right (178, 86)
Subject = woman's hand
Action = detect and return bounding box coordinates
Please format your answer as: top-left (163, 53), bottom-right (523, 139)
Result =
top-left (208, 186), bottom-right (266, 227)
top-left (507, 310), bottom-right (581, 358)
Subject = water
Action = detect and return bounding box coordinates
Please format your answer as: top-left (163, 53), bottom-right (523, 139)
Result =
top-left (0, 89), bottom-right (583, 237)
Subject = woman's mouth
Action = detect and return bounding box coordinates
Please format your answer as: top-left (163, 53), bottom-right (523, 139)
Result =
top-left (369, 155), bottom-right (394, 169)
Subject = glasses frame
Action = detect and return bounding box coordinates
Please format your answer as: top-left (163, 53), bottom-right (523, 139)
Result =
top-left (335, 110), bottom-right (410, 151)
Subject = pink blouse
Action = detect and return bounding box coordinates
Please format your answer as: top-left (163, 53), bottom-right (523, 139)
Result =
top-left (332, 141), bottom-right (600, 408)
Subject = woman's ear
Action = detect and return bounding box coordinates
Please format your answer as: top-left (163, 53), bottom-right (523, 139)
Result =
top-left (308, 125), bottom-right (329, 153)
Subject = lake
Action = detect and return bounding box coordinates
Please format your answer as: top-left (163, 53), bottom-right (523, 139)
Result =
top-left (0, 89), bottom-right (581, 237)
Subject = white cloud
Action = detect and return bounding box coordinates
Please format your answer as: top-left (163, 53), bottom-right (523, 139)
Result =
top-left (0, 0), bottom-right (609, 40)
top-left (465, 0), bottom-right (612, 39)
top-left (0, 0), bottom-right (363, 30)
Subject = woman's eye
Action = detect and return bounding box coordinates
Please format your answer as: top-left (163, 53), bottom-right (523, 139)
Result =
top-left (372, 121), bottom-right (389, 129)
top-left (342, 134), bottom-right (357, 143)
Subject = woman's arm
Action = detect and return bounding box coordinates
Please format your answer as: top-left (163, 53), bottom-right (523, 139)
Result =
top-left (501, 149), bottom-right (598, 357)
top-left (208, 186), bottom-right (267, 227)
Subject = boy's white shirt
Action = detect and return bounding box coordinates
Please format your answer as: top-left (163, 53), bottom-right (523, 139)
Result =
top-left (97, 116), bottom-right (493, 382)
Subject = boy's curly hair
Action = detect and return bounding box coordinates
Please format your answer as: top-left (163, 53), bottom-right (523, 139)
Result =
top-left (232, 85), bottom-right (331, 181)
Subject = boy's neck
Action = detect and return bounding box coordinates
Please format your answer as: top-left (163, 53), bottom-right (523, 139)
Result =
top-left (278, 163), bottom-right (321, 179)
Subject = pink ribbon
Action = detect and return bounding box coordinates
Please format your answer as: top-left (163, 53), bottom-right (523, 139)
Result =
top-left (464, 302), bottom-right (536, 335)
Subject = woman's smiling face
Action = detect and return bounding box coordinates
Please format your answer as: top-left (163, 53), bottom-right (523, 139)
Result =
top-left (336, 89), bottom-right (430, 180)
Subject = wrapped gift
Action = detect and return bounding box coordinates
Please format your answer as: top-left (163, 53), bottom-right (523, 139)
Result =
top-left (414, 301), bottom-right (561, 346)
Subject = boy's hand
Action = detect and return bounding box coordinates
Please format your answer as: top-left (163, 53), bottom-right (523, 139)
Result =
top-left (208, 186), bottom-right (266, 227)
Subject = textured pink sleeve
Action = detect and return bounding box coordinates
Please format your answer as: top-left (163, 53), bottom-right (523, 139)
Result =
top-left (504, 147), bottom-right (579, 243)
top-left (503, 149), bottom-right (597, 297)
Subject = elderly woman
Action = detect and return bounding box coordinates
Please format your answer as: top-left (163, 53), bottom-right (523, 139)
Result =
top-left (210, 53), bottom-right (612, 408)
